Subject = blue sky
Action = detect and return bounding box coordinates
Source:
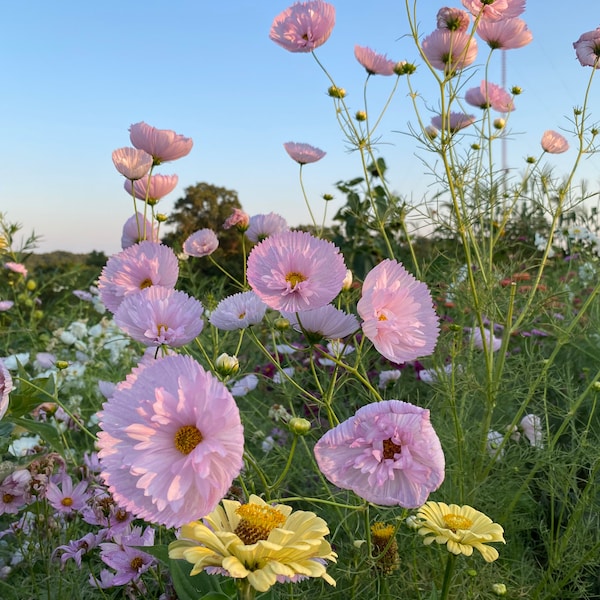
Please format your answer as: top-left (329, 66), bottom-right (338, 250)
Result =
top-left (2, 1), bottom-right (599, 254)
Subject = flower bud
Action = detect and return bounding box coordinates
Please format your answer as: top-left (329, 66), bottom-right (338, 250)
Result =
top-left (511, 86), bottom-right (522, 95)
top-left (493, 118), bottom-right (505, 130)
top-left (355, 110), bottom-right (367, 122)
top-left (322, 193), bottom-right (334, 201)
top-left (56, 361), bottom-right (70, 370)
top-left (327, 85), bottom-right (346, 99)
top-left (471, 143), bottom-right (481, 150)
top-left (26, 280), bottom-right (37, 291)
top-left (155, 213), bottom-right (168, 223)
top-left (526, 156), bottom-right (536, 164)
top-left (593, 381), bottom-right (600, 391)
top-left (274, 317), bottom-right (290, 331)
top-left (341, 269), bottom-right (353, 291)
top-left (395, 61), bottom-right (416, 75)
top-left (288, 417), bottom-right (311, 436)
top-left (492, 583), bottom-right (507, 596)
top-left (424, 125), bottom-right (438, 140)
top-left (215, 353), bottom-right (239, 376)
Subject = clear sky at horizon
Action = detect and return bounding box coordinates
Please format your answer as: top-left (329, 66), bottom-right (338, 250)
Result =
top-left (2, 1), bottom-right (599, 255)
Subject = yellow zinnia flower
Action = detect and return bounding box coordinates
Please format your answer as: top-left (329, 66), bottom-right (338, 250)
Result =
top-left (416, 501), bottom-right (505, 562)
top-left (168, 494), bottom-right (337, 593)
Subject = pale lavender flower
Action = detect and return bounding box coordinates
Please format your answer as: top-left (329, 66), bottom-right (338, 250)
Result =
top-left (465, 81), bottom-right (515, 112)
top-left (124, 173), bottom-right (179, 203)
top-left (111, 147), bottom-right (153, 180)
top-left (0, 301), bottom-right (13, 312)
top-left (283, 141), bottom-right (326, 164)
top-left (183, 229), bottom-right (219, 257)
top-left (129, 122), bottom-right (193, 164)
top-left (421, 29), bottom-right (478, 73)
top-left (314, 400), bottom-right (445, 507)
top-left (281, 304), bottom-right (359, 341)
top-left (470, 326), bottom-right (502, 352)
top-left (98, 241), bottom-right (179, 314)
top-left (4, 262), bottom-right (27, 278)
top-left (45, 475), bottom-right (90, 514)
top-left (573, 28), bottom-right (600, 67)
top-left (378, 369), bottom-right (402, 389)
top-left (54, 532), bottom-right (100, 568)
top-left (121, 212), bottom-right (159, 248)
top-left (462, 0), bottom-right (525, 20)
top-left (246, 212), bottom-right (289, 243)
top-left (354, 45), bottom-right (396, 76)
top-left (520, 414), bottom-right (543, 448)
top-left (431, 112), bottom-right (476, 132)
top-left (114, 286), bottom-right (204, 347)
top-left (247, 230), bottom-right (347, 312)
top-left (477, 17), bottom-right (533, 50)
top-left (0, 359), bottom-right (12, 419)
top-left (209, 291), bottom-right (268, 330)
top-left (229, 373), bottom-right (259, 397)
top-left (541, 130), bottom-right (569, 154)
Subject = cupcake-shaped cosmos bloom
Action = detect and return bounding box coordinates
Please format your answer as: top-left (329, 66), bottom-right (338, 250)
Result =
top-left (422, 29), bottom-right (478, 73)
top-left (97, 354), bottom-right (244, 528)
top-left (314, 400), bottom-right (445, 507)
top-left (124, 174), bottom-right (179, 203)
top-left (183, 229), bottom-right (219, 257)
top-left (283, 142), bottom-right (326, 164)
top-left (209, 291), bottom-right (267, 331)
top-left (354, 45), bottom-right (397, 76)
top-left (129, 122), bottom-right (193, 164)
top-left (112, 147), bottom-right (153, 180)
top-left (270, 1), bottom-right (335, 53)
top-left (357, 259), bottom-right (439, 364)
top-left (541, 130), bottom-right (569, 154)
top-left (247, 230), bottom-right (347, 312)
top-left (573, 28), bottom-right (600, 67)
top-left (98, 241), bottom-right (179, 314)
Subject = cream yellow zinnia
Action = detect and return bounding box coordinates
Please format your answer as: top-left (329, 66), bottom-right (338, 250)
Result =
top-left (168, 494), bottom-right (337, 592)
top-left (416, 501), bottom-right (505, 562)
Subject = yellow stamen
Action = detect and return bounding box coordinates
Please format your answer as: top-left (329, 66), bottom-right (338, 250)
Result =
top-left (174, 425), bottom-right (203, 455)
top-left (443, 513), bottom-right (473, 532)
top-left (234, 503), bottom-right (287, 545)
top-left (285, 272), bottom-right (306, 288)
top-left (139, 278), bottom-right (153, 289)
top-left (61, 497), bottom-right (74, 507)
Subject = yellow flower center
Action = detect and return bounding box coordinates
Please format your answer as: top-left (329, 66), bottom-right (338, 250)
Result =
top-left (382, 438), bottom-right (402, 459)
top-left (234, 503), bottom-right (287, 545)
top-left (371, 522), bottom-right (395, 543)
top-left (378, 313), bottom-right (388, 321)
top-left (174, 425), bottom-right (203, 455)
top-left (139, 278), bottom-right (153, 289)
top-left (61, 497), bottom-right (74, 507)
top-left (443, 513), bottom-right (473, 532)
top-left (370, 522), bottom-right (400, 575)
top-left (285, 272), bottom-right (306, 288)
top-left (157, 323), bottom-right (168, 336)
top-left (130, 556), bottom-right (144, 571)
top-left (238, 311), bottom-right (246, 319)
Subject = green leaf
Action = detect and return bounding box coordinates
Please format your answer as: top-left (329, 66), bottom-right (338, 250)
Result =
top-left (169, 558), bottom-right (235, 600)
top-left (5, 417), bottom-right (64, 455)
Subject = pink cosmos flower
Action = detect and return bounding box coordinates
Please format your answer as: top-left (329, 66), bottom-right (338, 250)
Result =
top-left (314, 400), bottom-right (445, 507)
top-left (354, 45), bottom-right (396, 76)
top-left (45, 475), bottom-right (90, 514)
top-left (55, 533), bottom-right (100, 568)
top-left (97, 354), bottom-right (244, 527)
top-left (0, 470), bottom-right (32, 515)
top-left (421, 29), bottom-right (478, 73)
top-left (98, 241), bottom-right (179, 314)
top-left (0, 360), bottom-right (12, 420)
top-left (520, 414), bottom-right (543, 448)
top-left (124, 173), bottom-right (179, 203)
top-left (0, 300), bottom-right (13, 312)
top-left (121, 212), bottom-right (159, 249)
top-left (183, 229), bottom-right (219, 257)
top-left (281, 304), bottom-right (359, 341)
top-left (465, 81), bottom-right (514, 112)
top-left (4, 262), bottom-right (27, 278)
top-left (111, 147), bottom-right (153, 180)
top-left (246, 212), bottom-right (289, 243)
top-left (541, 130), bottom-right (569, 154)
top-left (469, 326), bottom-right (502, 352)
top-left (270, 1), bottom-right (335, 53)
top-left (573, 28), bottom-right (600, 67)
top-left (357, 259), bottom-right (440, 364)
top-left (436, 7), bottom-right (470, 31)
top-left (283, 142), bottom-right (326, 164)
top-left (462, 0), bottom-right (525, 21)
top-left (477, 17), bottom-right (532, 50)
top-left (223, 208), bottom-right (250, 231)
top-left (247, 230), bottom-right (347, 312)
top-left (431, 112), bottom-right (476, 133)
top-left (209, 291), bottom-right (267, 330)
top-left (114, 286), bottom-right (204, 347)
top-left (129, 122), bottom-right (193, 164)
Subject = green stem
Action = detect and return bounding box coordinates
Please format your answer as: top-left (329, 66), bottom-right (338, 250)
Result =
top-left (440, 553), bottom-right (457, 600)
top-left (236, 578), bottom-right (256, 600)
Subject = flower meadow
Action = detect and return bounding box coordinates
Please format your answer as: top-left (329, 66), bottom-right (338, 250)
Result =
top-left (2, 1), bottom-right (600, 599)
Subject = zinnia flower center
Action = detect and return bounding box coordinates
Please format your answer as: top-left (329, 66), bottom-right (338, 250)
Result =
top-left (371, 522), bottom-right (400, 575)
top-left (139, 278), bottom-right (153, 289)
top-left (234, 503), bottom-right (287, 545)
top-left (443, 513), bottom-right (473, 531)
top-left (285, 271), bottom-right (307, 288)
top-left (382, 438), bottom-right (402, 459)
top-left (174, 425), bottom-right (204, 455)
top-left (61, 497), bottom-right (74, 507)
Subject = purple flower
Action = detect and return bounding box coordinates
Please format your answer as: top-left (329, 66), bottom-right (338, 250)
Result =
top-left (354, 45), bottom-right (397, 76)
top-left (45, 475), bottom-right (90, 514)
top-left (129, 122), bottom-right (193, 164)
top-left (121, 212), bottom-right (159, 249)
top-left (0, 470), bottom-right (32, 515)
top-left (246, 212), bottom-right (289, 243)
top-left (247, 230), bottom-right (347, 312)
top-left (0, 300), bottom-right (14, 312)
top-left (54, 532), bottom-right (100, 568)
top-left (314, 400), bottom-right (445, 507)
top-left (209, 291), bottom-right (267, 330)
top-left (283, 142), bottom-right (326, 164)
top-left (462, 0), bottom-right (525, 20)
top-left (431, 112), bottom-right (476, 132)
top-left (357, 259), bottom-right (439, 364)
top-left (97, 354), bottom-right (244, 527)
top-left (281, 304), bottom-right (359, 341)
top-left (270, 1), bottom-right (335, 53)
top-left (465, 81), bottom-right (514, 112)
top-left (421, 29), bottom-right (478, 73)
top-left (573, 28), bottom-right (600, 68)
top-left (183, 229), bottom-right (219, 257)
top-left (0, 359), bottom-right (12, 420)
top-left (111, 147), bottom-right (153, 180)
top-left (114, 286), bottom-right (204, 347)
top-left (124, 173), bottom-right (178, 203)
top-left (98, 241), bottom-right (179, 314)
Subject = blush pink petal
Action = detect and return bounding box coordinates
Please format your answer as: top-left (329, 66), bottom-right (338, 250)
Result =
top-left (462, 0), bottom-right (525, 21)
top-left (357, 259), bottom-right (439, 364)
top-left (124, 174), bottom-right (179, 203)
top-left (436, 7), bottom-right (470, 31)
top-left (247, 230), bottom-right (347, 312)
top-left (354, 45), bottom-right (397, 76)
top-left (98, 241), bottom-right (179, 314)
top-left (111, 147), bottom-right (153, 180)
top-left (183, 229), bottom-right (219, 257)
top-left (129, 122), bottom-right (193, 164)
top-left (573, 28), bottom-right (600, 68)
top-left (209, 291), bottom-right (267, 330)
top-left (465, 81), bottom-right (514, 112)
top-left (431, 112), bottom-right (476, 132)
top-left (270, 1), bottom-right (335, 53)
top-left (121, 213), bottom-right (159, 249)
top-left (477, 17), bottom-right (532, 50)
top-left (4, 262), bottom-right (28, 278)
top-left (421, 29), bottom-right (478, 73)
top-left (281, 304), bottom-right (359, 340)
top-left (541, 130), bottom-right (569, 154)
top-left (246, 212), bottom-right (289, 243)
top-left (223, 208), bottom-right (250, 231)
top-left (314, 400), bottom-right (445, 507)
top-left (283, 142), bottom-right (326, 164)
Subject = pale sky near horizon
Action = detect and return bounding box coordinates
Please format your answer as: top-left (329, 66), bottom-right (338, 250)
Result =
top-left (2, 1), bottom-right (599, 255)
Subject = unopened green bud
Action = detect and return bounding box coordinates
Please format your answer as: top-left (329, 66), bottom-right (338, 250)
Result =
top-left (511, 86), bottom-right (522, 95)
top-left (322, 193), bottom-right (334, 201)
top-left (155, 213), bottom-right (168, 223)
top-left (342, 269), bottom-right (353, 291)
top-left (467, 569), bottom-right (478, 577)
top-left (526, 156), bottom-right (536, 164)
top-left (328, 85), bottom-right (346, 99)
top-left (493, 118), bottom-right (505, 130)
top-left (471, 143), bottom-right (481, 150)
top-left (274, 317), bottom-right (290, 331)
top-left (56, 361), bottom-right (70, 370)
top-left (289, 417), bottom-right (311, 435)
top-left (492, 583), bottom-right (507, 596)
top-left (33, 310), bottom-right (44, 320)
top-left (396, 61), bottom-right (416, 75)
top-left (592, 381), bottom-right (600, 391)
top-left (355, 110), bottom-right (367, 121)
top-left (26, 280), bottom-right (37, 291)
top-left (215, 353), bottom-right (239, 376)
top-left (405, 515), bottom-right (420, 530)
